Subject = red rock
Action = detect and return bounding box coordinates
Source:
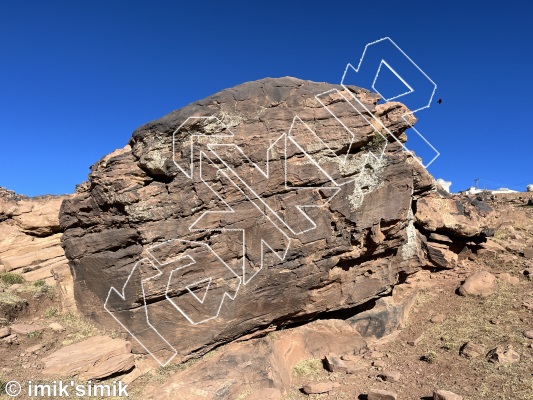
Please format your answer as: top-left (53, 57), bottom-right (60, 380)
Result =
top-left (434, 390), bottom-right (463, 400)
top-left (458, 271), bottom-right (496, 297)
top-left (368, 389), bottom-right (398, 400)
top-left (302, 382), bottom-right (333, 394)
top-left (41, 335), bottom-right (134, 380)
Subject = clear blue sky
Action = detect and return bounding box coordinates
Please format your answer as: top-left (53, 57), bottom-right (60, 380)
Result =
top-left (1, 0), bottom-right (531, 196)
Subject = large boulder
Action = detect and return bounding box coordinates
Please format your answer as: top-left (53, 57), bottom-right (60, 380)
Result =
top-left (59, 77), bottom-right (486, 365)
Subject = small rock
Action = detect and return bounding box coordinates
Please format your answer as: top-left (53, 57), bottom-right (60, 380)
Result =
top-left (429, 233), bottom-right (453, 244)
top-left (324, 354), bottom-right (347, 373)
top-left (523, 331), bottom-right (533, 339)
top-left (487, 345), bottom-right (520, 364)
top-left (10, 323), bottom-right (44, 335)
top-left (3, 334), bottom-right (18, 344)
top-left (431, 314), bottom-right (447, 324)
top-left (434, 389), bottom-right (463, 400)
top-left (341, 354), bottom-right (361, 362)
top-left (373, 360), bottom-right (386, 368)
top-left (458, 271), bottom-right (496, 297)
top-left (378, 370), bottom-right (402, 383)
top-left (489, 319), bottom-right (499, 325)
top-left (460, 342), bottom-right (485, 359)
top-left (345, 361), bottom-right (366, 374)
top-left (407, 334), bottom-right (423, 346)
top-left (302, 382), bottom-right (333, 394)
top-left (524, 247), bottom-right (533, 259)
top-left (367, 389), bottom-right (398, 400)
top-left (25, 343), bottom-right (43, 354)
top-left (0, 326), bottom-right (11, 338)
top-left (48, 322), bottom-right (65, 332)
top-left (497, 273), bottom-right (519, 285)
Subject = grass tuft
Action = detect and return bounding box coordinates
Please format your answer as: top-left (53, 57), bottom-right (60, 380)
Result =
top-left (0, 272), bottom-right (24, 285)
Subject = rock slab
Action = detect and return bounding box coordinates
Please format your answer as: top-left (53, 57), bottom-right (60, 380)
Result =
top-left (41, 335), bottom-right (134, 380)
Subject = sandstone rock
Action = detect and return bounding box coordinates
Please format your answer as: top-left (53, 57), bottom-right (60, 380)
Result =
top-left (367, 389), bottom-right (398, 400)
top-left (460, 342), bottom-right (485, 359)
top-left (143, 319), bottom-right (365, 399)
top-left (458, 271), bottom-right (496, 297)
top-left (487, 345), bottom-right (520, 364)
top-left (524, 247), bottom-right (533, 259)
top-left (430, 313), bottom-right (447, 324)
top-left (0, 326), bottom-right (10, 338)
top-left (434, 389), bottom-right (463, 400)
top-left (58, 77), bottom-right (489, 365)
top-left (60, 78), bottom-right (434, 358)
top-left (48, 322), bottom-right (65, 332)
top-left (477, 239), bottom-right (506, 256)
top-left (0, 189), bottom-right (70, 282)
top-left (415, 194), bottom-right (494, 238)
top-left (51, 263), bottom-right (77, 312)
top-left (428, 232), bottom-right (453, 244)
top-left (348, 283), bottom-right (418, 340)
top-left (2, 333), bottom-right (18, 344)
top-left (426, 242), bottom-right (458, 269)
top-left (378, 370), bottom-right (401, 382)
top-left (524, 330), bottom-right (533, 339)
top-left (324, 354), bottom-right (348, 373)
top-left (25, 343), bottom-right (43, 354)
top-left (41, 335), bottom-right (134, 380)
top-left (121, 356), bottom-right (158, 384)
top-left (302, 382), bottom-right (333, 394)
top-left (407, 333), bottom-right (423, 346)
top-left (10, 323), bottom-right (44, 335)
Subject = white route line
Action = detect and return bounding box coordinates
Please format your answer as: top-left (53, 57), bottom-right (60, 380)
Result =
top-left (341, 36), bottom-right (440, 167)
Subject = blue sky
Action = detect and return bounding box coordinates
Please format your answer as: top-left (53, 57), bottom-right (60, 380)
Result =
top-left (0, 0), bottom-right (531, 196)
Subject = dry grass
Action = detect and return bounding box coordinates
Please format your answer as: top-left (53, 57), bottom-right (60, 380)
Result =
top-left (417, 281), bottom-right (533, 400)
top-left (60, 312), bottom-right (102, 345)
top-left (292, 358), bottom-right (324, 380)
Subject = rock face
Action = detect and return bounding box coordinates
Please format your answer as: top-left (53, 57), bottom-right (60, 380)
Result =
top-left (59, 77), bottom-right (489, 365)
top-left (0, 187), bottom-right (69, 284)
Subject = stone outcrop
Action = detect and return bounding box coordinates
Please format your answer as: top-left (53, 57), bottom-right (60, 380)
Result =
top-left (59, 77), bottom-right (490, 365)
top-left (0, 187), bottom-right (69, 285)
top-left (143, 319), bottom-right (366, 399)
top-left (41, 335), bottom-right (134, 380)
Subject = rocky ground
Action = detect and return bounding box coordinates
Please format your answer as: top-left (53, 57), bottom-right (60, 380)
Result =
top-left (0, 195), bottom-right (531, 400)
